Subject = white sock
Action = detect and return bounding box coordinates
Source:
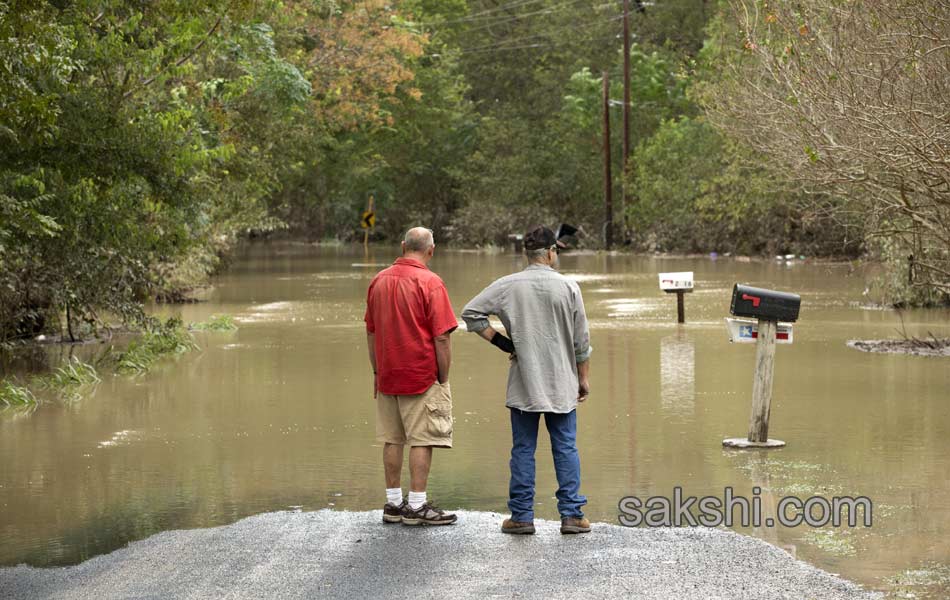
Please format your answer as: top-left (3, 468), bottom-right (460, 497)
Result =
top-left (386, 488), bottom-right (403, 506)
top-left (408, 491), bottom-right (427, 510)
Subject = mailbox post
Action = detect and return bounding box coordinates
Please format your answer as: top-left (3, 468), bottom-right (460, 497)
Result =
top-left (658, 272), bottom-right (694, 324)
top-left (723, 284), bottom-right (801, 449)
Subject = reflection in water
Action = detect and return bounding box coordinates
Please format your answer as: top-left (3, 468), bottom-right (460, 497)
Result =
top-left (0, 242), bottom-right (948, 598)
top-left (602, 297), bottom-right (658, 319)
top-left (659, 333), bottom-right (695, 418)
top-left (744, 454), bottom-right (796, 557)
top-left (97, 430), bottom-right (145, 449)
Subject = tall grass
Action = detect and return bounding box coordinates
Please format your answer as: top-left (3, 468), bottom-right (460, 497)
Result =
top-left (37, 356), bottom-right (101, 389)
top-left (0, 381), bottom-right (37, 407)
top-left (2, 318), bottom-right (201, 410)
top-left (190, 314), bottom-right (238, 332)
top-left (1, 356), bottom-right (100, 408)
top-left (115, 317), bottom-right (198, 374)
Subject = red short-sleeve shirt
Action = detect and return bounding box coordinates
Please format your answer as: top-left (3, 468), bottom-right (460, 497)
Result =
top-left (365, 257), bottom-right (458, 395)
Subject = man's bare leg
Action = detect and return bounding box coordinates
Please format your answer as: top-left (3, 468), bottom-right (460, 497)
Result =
top-left (402, 446), bottom-right (456, 525)
top-left (384, 443), bottom-right (404, 489)
top-left (408, 446), bottom-right (432, 492)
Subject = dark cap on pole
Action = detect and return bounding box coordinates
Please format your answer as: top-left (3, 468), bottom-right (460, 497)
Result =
top-left (524, 225), bottom-right (567, 251)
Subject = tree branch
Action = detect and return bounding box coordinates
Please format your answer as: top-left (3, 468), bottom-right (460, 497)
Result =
top-left (122, 8), bottom-right (229, 100)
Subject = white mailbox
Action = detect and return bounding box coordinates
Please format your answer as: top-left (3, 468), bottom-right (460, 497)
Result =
top-left (659, 272), bottom-right (694, 293)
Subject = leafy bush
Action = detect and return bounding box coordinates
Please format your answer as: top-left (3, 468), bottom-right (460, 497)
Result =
top-left (627, 117), bottom-right (862, 257)
top-left (0, 1), bottom-right (374, 340)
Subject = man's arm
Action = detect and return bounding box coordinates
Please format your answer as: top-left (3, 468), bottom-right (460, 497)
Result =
top-left (572, 283), bottom-right (593, 363)
top-left (572, 283), bottom-right (592, 402)
top-left (365, 280), bottom-right (378, 398)
top-left (476, 327), bottom-right (497, 342)
top-left (426, 280), bottom-right (457, 384)
top-left (434, 333), bottom-right (451, 383)
top-left (367, 332), bottom-right (377, 398)
top-left (577, 358), bottom-right (590, 402)
top-left (460, 282), bottom-right (496, 334)
top-left (475, 325), bottom-right (515, 354)
top-left (462, 281), bottom-right (514, 354)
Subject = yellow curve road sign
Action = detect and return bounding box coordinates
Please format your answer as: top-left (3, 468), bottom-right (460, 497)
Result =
top-left (361, 211), bottom-right (376, 229)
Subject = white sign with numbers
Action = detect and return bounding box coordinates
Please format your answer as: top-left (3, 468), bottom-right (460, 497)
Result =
top-left (659, 272), bottom-right (694, 292)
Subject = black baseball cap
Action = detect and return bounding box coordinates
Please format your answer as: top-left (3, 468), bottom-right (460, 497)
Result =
top-left (524, 225), bottom-right (568, 251)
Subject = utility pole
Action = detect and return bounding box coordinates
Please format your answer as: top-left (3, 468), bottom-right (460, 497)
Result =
top-left (603, 71), bottom-right (613, 250)
top-left (622, 0), bottom-right (631, 235)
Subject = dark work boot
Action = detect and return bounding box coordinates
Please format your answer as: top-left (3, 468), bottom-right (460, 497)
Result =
top-left (501, 518), bottom-right (536, 535)
top-left (560, 517), bottom-right (591, 534)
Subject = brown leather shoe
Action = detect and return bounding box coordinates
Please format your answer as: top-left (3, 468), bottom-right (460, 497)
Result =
top-left (382, 500), bottom-right (406, 524)
top-left (501, 518), bottom-right (535, 535)
top-left (560, 517), bottom-right (591, 534)
top-left (401, 502), bottom-right (457, 526)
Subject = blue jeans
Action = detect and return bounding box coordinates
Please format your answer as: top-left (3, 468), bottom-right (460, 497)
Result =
top-left (508, 408), bottom-right (586, 522)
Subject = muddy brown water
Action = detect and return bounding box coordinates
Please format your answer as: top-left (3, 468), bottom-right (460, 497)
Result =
top-left (2, 242), bottom-right (948, 596)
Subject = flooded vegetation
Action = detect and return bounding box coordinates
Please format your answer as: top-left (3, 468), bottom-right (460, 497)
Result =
top-left (848, 338), bottom-right (950, 358)
top-left (0, 242), bottom-right (948, 597)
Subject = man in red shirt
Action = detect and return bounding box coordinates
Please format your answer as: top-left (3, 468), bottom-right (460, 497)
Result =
top-left (365, 227), bottom-right (458, 526)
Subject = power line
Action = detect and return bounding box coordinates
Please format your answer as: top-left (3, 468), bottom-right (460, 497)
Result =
top-left (464, 34), bottom-right (621, 55)
top-left (420, 0), bottom-right (618, 27)
top-left (437, 32), bottom-right (623, 59)
top-left (424, 0), bottom-right (550, 25)
top-left (424, 1), bottom-right (620, 57)
top-left (454, 0), bottom-right (602, 35)
top-left (449, 13), bottom-right (623, 55)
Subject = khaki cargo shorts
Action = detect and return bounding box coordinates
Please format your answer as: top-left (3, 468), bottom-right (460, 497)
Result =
top-left (376, 381), bottom-right (453, 448)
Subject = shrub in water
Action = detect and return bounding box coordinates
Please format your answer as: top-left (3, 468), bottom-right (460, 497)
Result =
top-left (190, 315), bottom-right (237, 332)
top-left (116, 318), bottom-right (198, 374)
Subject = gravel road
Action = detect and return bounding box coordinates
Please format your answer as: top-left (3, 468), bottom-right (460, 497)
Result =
top-left (0, 509), bottom-right (882, 599)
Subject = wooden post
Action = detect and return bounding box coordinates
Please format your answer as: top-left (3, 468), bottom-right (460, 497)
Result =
top-left (363, 195), bottom-right (375, 248)
top-left (602, 71), bottom-right (613, 250)
top-left (748, 318), bottom-right (776, 442)
top-left (676, 290), bottom-right (685, 324)
top-left (723, 318), bottom-right (786, 448)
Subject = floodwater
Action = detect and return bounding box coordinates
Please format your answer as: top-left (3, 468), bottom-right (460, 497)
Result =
top-left (2, 242), bottom-right (949, 596)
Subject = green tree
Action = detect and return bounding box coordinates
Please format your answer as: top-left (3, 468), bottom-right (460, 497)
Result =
top-left (0, 1), bottom-right (311, 341)
top-left (700, 0), bottom-right (948, 304)
top-left (627, 116), bottom-right (856, 255)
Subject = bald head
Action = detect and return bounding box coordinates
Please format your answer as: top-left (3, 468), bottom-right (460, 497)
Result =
top-left (403, 227), bottom-right (434, 252)
top-left (402, 227), bottom-right (435, 263)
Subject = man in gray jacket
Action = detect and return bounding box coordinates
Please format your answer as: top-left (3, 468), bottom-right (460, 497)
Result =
top-left (461, 225), bottom-right (593, 535)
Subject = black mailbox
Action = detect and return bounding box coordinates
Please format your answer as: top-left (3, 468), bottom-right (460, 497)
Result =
top-left (730, 284), bottom-right (801, 322)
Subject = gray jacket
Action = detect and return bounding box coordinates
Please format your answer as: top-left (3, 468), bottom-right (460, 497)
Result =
top-left (461, 264), bottom-right (592, 413)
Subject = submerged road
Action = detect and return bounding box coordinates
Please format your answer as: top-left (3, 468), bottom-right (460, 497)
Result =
top-left (0, 510), bottom-right (880, 599)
